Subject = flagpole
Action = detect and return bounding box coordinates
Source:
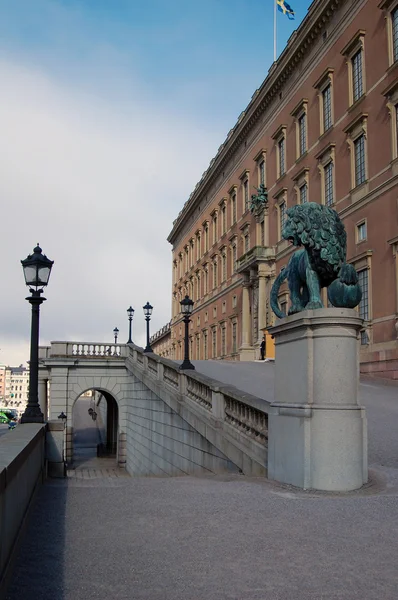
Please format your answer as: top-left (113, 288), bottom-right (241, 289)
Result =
top-left (274, 0), bottom-right (277, 62)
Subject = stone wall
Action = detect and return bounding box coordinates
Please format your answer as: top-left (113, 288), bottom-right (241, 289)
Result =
top-left (125, 373), bottom-right (239, 476)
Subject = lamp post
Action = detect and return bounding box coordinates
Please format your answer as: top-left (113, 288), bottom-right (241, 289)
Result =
top-left (143, 301), bottom-right (153, 353)
top-left (21, 244), bottom-right (54, 423)
top-left (113, 327), bottom-right (119, 344)
top-left (127, 306), bottom-right (134, 344)
top-left (179, 295), bottom-right (195, 370)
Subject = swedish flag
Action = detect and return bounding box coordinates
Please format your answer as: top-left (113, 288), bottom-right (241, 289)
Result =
top-left (277, 0), bottom-right (295, 20)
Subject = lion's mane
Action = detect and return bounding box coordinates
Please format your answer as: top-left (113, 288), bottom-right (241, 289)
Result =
top-left (283, 203), bottom-right (346, 287)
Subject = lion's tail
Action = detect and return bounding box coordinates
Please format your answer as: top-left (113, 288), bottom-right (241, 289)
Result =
top-left (270, 268), bottom-right (288, 319)
top-left (327, 263), bottom-right (362, 309)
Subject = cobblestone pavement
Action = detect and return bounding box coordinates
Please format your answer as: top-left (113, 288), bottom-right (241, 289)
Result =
top-left (5, 364), bottom-right (398, 600)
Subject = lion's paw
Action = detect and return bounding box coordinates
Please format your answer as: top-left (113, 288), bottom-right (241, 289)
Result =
top-left (305, 301), bottom-right (323, 310)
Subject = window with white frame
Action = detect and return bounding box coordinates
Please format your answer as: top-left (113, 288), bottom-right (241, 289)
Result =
top-left (272, 125), bottom-right (287, 179)
top-left (212, 212), bottom-right (218, 245)
top-left (221, 251), bottom-right (227, 282)
top-left (291, 100), bottom-right (308, 159)
top-left (352, 50), bottom-right (363, 103)
top-left (243, 226), bottom-right (250, 253)
top-left (344, 114), bottom-right (368, 191)
top-left (204, 223), bottom-right (209, 252)
top-left (212, 258), bottom-right (218, 288)
top-left (324, 161), bottom-right (334, 206)
top-left (293, 168), bottom-right (309, 206)
top-left (211, 327), bottom-right (217, 358)
top-left (196, 232), bottom-right (201, 261)
top-left (354, 134), bottom-right (366, 186)
top-left (341, 31), bottom-right (365, 107)
top-left (254, 149), bottom-right (267, 187)
top-left (280, 201), bottom-right (286, 236)
top-left (203, 330), bottom-right (208, 359)
top-left (243, 178), bottom-right (249, 211)
top-left (278, 137), bottom-right (286, 176)
top-left (221, 323), bottom-right (226, 356)
top-left (259, 159), bottom-right (265, 185)
top-left (203, 264), bottom-right (208, 295)
top-left (322, 84), bottom-right (332, 132)
top-left (356, 221), bottom-right (367, 243)
top-left (299, 183), bottom-right (308, 204)
top-left (232, 320), bottom-right (237, 354)
top-left (231, 191), bottom-right (237, 224)
top-left (392, 6), bottom-right (398, 62)
top-left (221, 203), bottom-right (227, 235)
top-left (231, 240), bottom-right (237, 273)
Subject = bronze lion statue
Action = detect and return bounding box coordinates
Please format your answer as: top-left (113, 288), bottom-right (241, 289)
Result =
top-left (271, 202), bottom-right (362, 318)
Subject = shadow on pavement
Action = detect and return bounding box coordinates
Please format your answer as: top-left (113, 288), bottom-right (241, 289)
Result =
top-left (5, 479), bottom-right (67, 600)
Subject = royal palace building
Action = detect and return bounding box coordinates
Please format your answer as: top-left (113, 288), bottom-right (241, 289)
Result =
top-left (162, 0), bottom-right (398, 380)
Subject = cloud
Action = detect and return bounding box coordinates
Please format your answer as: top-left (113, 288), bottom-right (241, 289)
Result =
top-left (0, 58), bottom-right (221, 366)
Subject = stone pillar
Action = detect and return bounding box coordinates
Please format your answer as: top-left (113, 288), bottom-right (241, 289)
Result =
top-left (240, 275), bottom-right (255, 361)
top-left (118, 431), bottom-right (127, 468)
top-left (38, 379), bottom-right (48, 421)
top-left (268, 308), bottom-right (367, 492)
top-left (46, 420), bottom-right (66, 477)
top-left (257, 265), bottom-right (267, 342)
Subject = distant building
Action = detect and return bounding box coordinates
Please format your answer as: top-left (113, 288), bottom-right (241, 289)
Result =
top-left (150, 322), bottom-right (172, 358)
top-left (3, 365), bottom-right (29, 415)
top-left (167, 0), bottom-right (398, 379)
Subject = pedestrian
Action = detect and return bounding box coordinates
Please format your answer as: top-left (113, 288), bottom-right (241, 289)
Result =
top-left (260, 336), bottom-right (266, 361)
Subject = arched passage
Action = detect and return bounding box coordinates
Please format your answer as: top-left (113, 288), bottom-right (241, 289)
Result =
top-left (71, 388), bottom-right (119, 466)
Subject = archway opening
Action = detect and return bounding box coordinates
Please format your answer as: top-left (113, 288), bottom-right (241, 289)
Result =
top-left (72, 389), bottom-right (119, 465)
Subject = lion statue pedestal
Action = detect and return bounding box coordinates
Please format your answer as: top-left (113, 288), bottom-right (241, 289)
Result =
top-left (268, 308), bottom-right (368, 492)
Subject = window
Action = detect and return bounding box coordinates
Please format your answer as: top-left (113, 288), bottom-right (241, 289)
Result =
top-left (213, 306), bottom-right (217, 318)
top-left (221, 203), bottom-right (227, 235)
top-left (280, 201), bottom-right (287, 234)
top-left (243, 227), bottom-right (250, 253)
top-left (204, 223), bottom-right (209, 252)
top-left (341, 31), bottom-right (365, 106)
top-left (280, 299), bottom-right (288, 316)
top-left (396, 103), bottom-right (398, 155)
top-left (356, 221), bottom-right (367, 243)
top-left (259, 160), bottom-right (265, 185)
top-left (278, 138), bottom-right (285, 176)
top-left (298, 114), bottom-right (307, 156)
top-left (354, 134), bottom-right (366, 186)
top-left (221, 323), bottom-right (226, 357)
top-left (324, 161), bottom-right (334, 206)
top-left (344, 114), bottom-right (368, 193)
top-left (232, 321), bottom-right (237, 354)
top-left (291, 99), bottom-right (308, 159)
top-left (299, 183), bottom-right (308, 204)
top-left (272, 125), bottom-right (287, 179)
top-left (203, 265), bottom-right (208, 295)
top-left (196, 335), bottom-right (200, 360)
top-left (357, 268), bottom-right (369, 344)
top-left (260, 220), bottom-right (265, 246)
top-left (232, 295), bottom-right (237, 309)
top-left (323, 84), bottom-right (332, 131)
top-left (196, 232), bottom-right (201, 261)
top-left (393, 6), bottom-right (398, 62)
top-left (352, 50), bottom-right (363, 103)
top-left (213, 259), bottom-right (218, 289)
top-left (203, 330), bottom-right (208, 359)
top-left (231, 192), bottom-right (237, 224)
top-left (222, 301), bottom-right (226, 314)
top-left (222, 251), bottom-right (227, 282)
top-left (212, 327), bottom-right (217, 358)
top-left (243, 179), bottom-right (249, 211)
top-left (232, 242), bottom-right (237, 273)
top-left (212, 213), bottom-right (218, 245)
top-left (293, 168), bottom-right (309, 206)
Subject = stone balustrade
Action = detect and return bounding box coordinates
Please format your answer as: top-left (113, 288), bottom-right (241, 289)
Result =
top-left (39, 342), bottom-right (126, 359)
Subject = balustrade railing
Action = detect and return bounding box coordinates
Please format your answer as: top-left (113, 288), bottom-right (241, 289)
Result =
top-left (186, 377), bottom-right (212, 411)
top-left (72, 343), bottom-right (122, 357)
top-left (163, 365), bottom-right (179, 390)
top-left (224, 395), bottom-right (268, 445)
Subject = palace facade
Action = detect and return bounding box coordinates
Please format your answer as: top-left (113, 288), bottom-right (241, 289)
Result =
top-left (165, 0), bottom-right (398, 379)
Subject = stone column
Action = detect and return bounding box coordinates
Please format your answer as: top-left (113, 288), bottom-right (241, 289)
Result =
top-left (257, 265), bottom-right (267, 341)
top-left (240, 274), bottom-right (255, 361)
top-left (268, 308), bottom-right (367, 492)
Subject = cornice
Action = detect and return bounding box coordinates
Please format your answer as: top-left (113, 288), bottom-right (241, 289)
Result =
top-left (168, 0), bottom-right (343, 246)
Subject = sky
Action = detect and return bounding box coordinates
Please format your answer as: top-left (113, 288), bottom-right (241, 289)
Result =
top-left (0, 0), bottom-right (312, 366)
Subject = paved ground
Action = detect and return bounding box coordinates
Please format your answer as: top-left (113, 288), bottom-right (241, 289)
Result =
top-left (5, 363), bottom-right (398, 600)
top-left (0, 423), bottom-right (10, 438)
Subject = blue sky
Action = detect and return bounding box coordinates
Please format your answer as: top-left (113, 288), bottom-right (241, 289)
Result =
top-left (0, 0), bottom-right (312, 365)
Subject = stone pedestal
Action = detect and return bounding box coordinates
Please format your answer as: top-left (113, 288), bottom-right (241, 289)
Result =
top-left (268, 308), bottom-right (367, 492)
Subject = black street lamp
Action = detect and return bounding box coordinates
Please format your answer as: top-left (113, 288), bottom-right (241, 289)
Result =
top-left (113, 327), bottom-right (119, 344)
top-left (143, 301), bottom-right (153, 353)
top-left (179, 295), bottom-right (195, 370)
top-left (127, 306), bottom-right (134, 344)
top-left (21, 244), bottom-right (54, 423)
